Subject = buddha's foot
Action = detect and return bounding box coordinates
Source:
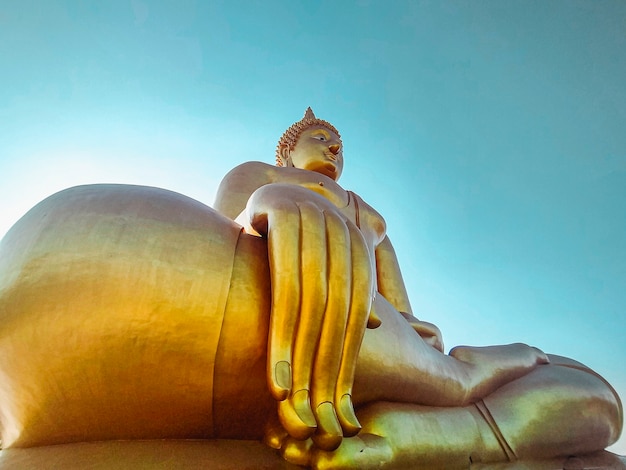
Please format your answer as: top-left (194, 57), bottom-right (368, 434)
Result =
top-left (450, 343), bottom-right (548, 367)
top-left (450, 343), bottom-right (550, 400)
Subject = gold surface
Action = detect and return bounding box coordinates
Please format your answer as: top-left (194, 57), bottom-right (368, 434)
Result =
top-left (0, 440), bottom-right (626, 470)
top-left (0, 109), bottom-right (622, 468)
top-left (0, 440), bottom-right (299, 469)
top-left (0, 441), bottom-right (624, 470)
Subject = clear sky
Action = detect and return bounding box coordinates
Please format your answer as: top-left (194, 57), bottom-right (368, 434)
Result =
top-left (1, 0), bottom-right (625, 454)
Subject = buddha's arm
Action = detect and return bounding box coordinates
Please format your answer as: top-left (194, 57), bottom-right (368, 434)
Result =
top-left (375, 236), bottom-right (443, 352)
top-left (374, 236), bottom-right (412, 314)
top-left (241, 182), bottom-right (379, 451)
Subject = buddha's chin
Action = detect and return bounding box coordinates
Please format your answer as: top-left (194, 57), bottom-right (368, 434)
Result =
top-left (307, 162), bottom-right (339, 179)
top-left (314, 162), bottom-right (338, 179)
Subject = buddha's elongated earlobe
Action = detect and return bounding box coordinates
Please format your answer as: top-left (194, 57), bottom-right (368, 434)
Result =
top-left (279, 146), bottom-right (292, 167)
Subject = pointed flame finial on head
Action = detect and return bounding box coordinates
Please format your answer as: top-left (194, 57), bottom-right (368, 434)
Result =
top-left (276, 107), bottom-right (341, 166)
top-left (303, 107), bottom-right (316, 120)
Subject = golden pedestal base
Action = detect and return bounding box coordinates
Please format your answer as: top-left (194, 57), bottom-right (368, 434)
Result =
top-left (0, 440), bottom-right (623, 470)
top-left (0, 440), bottom-right (298, 470)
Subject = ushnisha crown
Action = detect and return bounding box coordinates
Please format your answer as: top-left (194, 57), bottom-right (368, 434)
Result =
top-left (275, 107), bottom-right (341, 166)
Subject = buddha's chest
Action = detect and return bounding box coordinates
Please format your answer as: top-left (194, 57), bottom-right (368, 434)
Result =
top-left (272, 169), bottom-right (386, 247)
top-left (272, 168), bottom-right (345, 207)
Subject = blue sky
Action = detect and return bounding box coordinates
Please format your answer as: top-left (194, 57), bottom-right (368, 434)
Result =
top-left (1, 0), bottom-right (625, 454)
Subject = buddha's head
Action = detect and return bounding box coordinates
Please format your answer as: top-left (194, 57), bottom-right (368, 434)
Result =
top-left (276, 107), bottom-right (343, 180)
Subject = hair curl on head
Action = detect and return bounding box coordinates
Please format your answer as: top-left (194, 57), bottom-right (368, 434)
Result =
top-left (275, 107), bottom-right (341, 166)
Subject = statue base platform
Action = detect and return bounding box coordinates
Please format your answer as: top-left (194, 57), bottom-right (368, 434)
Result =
top-left (0, 440), bottom-right (624, 469)
top-left (0, 440), bottom-right (298, 469)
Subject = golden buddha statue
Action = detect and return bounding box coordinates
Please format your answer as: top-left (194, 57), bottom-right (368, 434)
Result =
top-left (0, 108), bottom-right (622, 469)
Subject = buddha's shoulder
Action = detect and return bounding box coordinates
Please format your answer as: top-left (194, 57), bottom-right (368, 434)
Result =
top-left (222, 161), bottom-right (277, 181)
top-left (231, 161), bottom-right (275, 171)
top-left (216, 162), bottom-right (280, 196)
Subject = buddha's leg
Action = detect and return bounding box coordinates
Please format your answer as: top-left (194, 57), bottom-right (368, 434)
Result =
top-left (273, 295), bottom-right (540, 465)
top-left (478, 355), bottom-right (622, 459)
top-left (352, 294), bottom-right (549, 407)
top-left (302, 360), bottom-right (622, 469)
top-left (307, 402), bottom-right (509, 469)
top-left (277, 295), bottom-right (621, 468)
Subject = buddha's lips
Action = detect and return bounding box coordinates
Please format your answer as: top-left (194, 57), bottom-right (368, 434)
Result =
top-left (324, 152), bottom-right (337, 161)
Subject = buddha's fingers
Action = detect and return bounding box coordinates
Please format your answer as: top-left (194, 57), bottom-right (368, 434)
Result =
top-left (310, 210), bottom-right (352, 451)
top-left (281, 201), bottom-right (329, 440)
top-left (335, 221), bottom-right (373, 437)
top-left (266, 203), bottom-right (303, 401)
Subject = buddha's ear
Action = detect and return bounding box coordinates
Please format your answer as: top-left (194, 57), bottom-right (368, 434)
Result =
top-left (278, 145), bottom-right (291, 167)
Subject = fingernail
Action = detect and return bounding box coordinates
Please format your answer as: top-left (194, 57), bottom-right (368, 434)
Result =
top-left (312, 402), bottom-right (342, 451)
top-left (338, 394), bottom-right (361, 436)
top-left (275, 360), bottom-right (292, 391)
top-left (292, 389), bottom-right (317, 428)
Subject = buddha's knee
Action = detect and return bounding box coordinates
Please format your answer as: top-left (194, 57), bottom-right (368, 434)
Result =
top-left (0, 184), bottom-right (258, 447)
top-left (480, 359), bottom-right (622, 458)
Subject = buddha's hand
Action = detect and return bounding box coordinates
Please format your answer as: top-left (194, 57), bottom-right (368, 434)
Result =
top-left (399, 312), bottom-right (444, 352)
top-left (243, 183), bottom-right (377, 451)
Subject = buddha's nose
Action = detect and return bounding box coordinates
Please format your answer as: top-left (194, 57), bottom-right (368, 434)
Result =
top-left (328, 144), bottom-right (341, 155)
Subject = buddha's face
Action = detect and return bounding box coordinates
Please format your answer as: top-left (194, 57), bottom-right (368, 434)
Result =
top-left (286, 126), bottom-right (344, 180)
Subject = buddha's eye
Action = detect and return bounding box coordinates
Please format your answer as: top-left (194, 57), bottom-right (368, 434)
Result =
top-left (313, 135), bottom-right (326, 141)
